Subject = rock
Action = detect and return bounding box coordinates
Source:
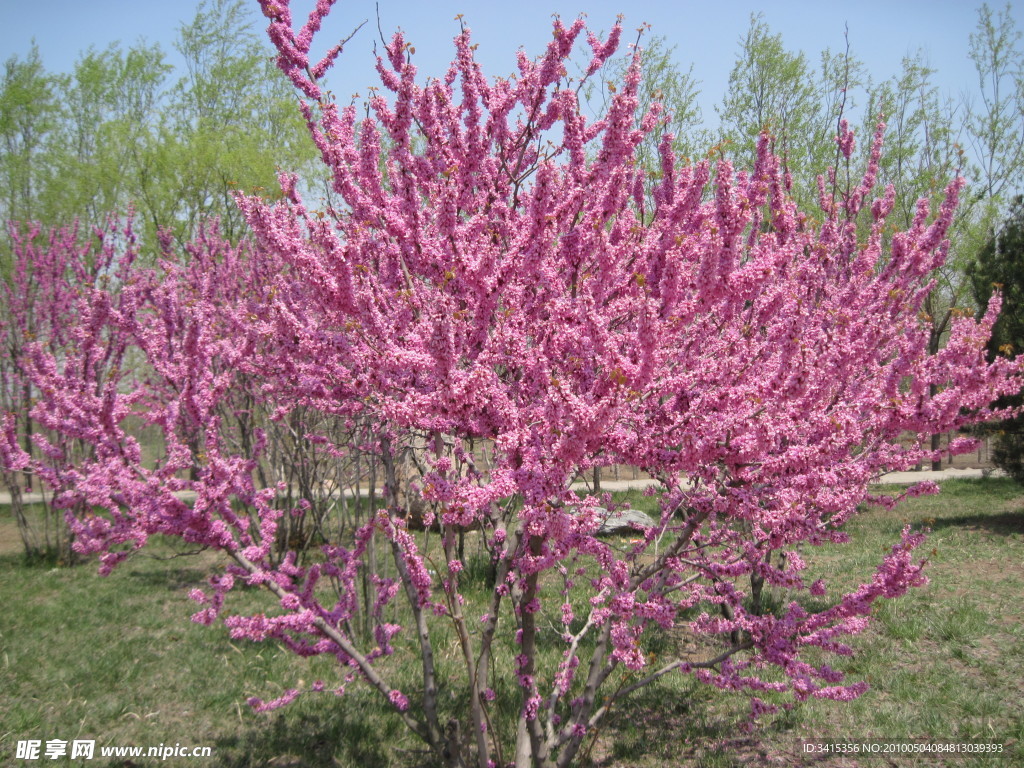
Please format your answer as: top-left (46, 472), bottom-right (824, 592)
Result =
top-left (593, 507), bottom-right (656, 536)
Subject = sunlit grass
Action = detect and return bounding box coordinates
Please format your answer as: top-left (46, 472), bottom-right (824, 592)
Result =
top-left (0, 478), bottom-right (1021, 766)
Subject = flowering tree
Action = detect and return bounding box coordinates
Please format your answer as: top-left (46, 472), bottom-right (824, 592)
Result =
top-left (3, 1), bottom-right (1021, 766)
top-left (0, 217), bottom-right (141, 562)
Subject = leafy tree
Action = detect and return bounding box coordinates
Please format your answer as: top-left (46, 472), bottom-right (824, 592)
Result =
top-left (966, 2), bottom-right (1024, 215)
top-left (3, 4), bottom-right (1018, 767)
top-left (0, 45), bottom-right (61, 260)
top-left (44, 42), bottom-right (171, 231)
top-left (969, 196), bottom-right (1024, 481)
top-left (0, 1), bottom-right (316, 256)
top-left (716, 14), bottom-right (855, 204)
top-left (139, 0), bottom-right (317, 245)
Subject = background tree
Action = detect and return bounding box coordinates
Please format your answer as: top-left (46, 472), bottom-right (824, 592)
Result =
top-left (969, 196), bottom-right (1024, 481)
top-left (0, 45), bottom-right (60, 268)
top-left (42, 43), bottom-right (170, 232)
top-left (716, 14), bottom-right (859, 206)
top-left (966, 2), bottom-right (1024, 224)
top-left (0, 0), bottom-right (317, 258)
top-left (135, 0), bottom-right (317, 246)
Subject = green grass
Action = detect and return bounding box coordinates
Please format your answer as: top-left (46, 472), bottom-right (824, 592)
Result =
top-left (591, 479), bottom-right (1024, 768)
top-left (1, 478), bottom-right (1023, 766)
top-left (0, 541), bottom-right (414, 767)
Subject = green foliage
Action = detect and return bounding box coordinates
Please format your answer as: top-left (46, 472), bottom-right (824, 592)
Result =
top-left (967, 2), bottom-right (1024, 207)
top-left (715, 13), bottom-right (868, 210)
top-left (0, 0), bottom-right (317, 260)
top-left (152, 0), bottom-right (318, 246)
top-left (969, 197), bottom-right (1024, 483)
top-left (971, 198), bottom-right (1024, 356)
top-left (46, 42), bottom-right (171, 232)
top-left (717, 15), bottom-right (821, 172)
top-left (0, 44), bottom-right (60, 270)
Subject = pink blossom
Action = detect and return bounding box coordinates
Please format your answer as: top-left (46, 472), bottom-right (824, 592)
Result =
top-left (388, 689), bottom-right (410, 712)
top-left (248, 688), bottom-right (300, 713)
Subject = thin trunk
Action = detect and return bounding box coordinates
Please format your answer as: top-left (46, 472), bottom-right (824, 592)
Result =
top-left (4, 474), bottom-right (38, 559)
top-left (381, 437), bottom-right (446, 758)
top-left (514, 535), bottom-right (550, 768)
top-left (21, 383), bottom-right (33, 492)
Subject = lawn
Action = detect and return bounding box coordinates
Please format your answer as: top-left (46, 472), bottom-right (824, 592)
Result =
top-left (1, 478), bottom-right (1022, 767)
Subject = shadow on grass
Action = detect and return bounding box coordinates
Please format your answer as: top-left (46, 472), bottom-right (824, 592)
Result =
top-left (589, 680), bottom-right (869, 768)
top-left (0, 551), bottom-right (36, 569)
top-left (587, 679), bottom-right (799, 768)
top-left (126, 564), bottom-right (212, 591)
top-left (930, 511), bottom-right (1024, 536)
top-left (213, 704), bottom-right (412, 768)
top-left (0, 547), bottom-right (78, 568)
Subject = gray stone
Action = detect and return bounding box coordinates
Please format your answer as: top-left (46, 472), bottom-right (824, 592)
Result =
top-left (593, 507), bottom-right (656, 536)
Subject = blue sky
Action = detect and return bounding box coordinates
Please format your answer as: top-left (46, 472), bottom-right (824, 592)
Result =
top-left (1, 0), bottom-right (1020, 132)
